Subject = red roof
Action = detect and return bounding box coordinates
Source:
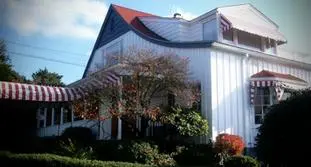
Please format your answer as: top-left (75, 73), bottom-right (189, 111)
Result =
top-left (251, 70), bottom-right (307, 83)
top-left (112, 4), bottom-right (157, 24)
top-left (112, 4), bottom-right (166, 40)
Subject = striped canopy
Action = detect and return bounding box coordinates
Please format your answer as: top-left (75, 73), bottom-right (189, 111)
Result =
top-left (249, 70), bottom-right (309, 104)
top-left (0, 81), bottom-right (84, 102)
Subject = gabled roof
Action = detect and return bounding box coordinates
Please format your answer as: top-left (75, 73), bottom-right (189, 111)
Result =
top-left (251, 70), bottom-right (307, 83)
top-left (217, 4), bottom-right (287, 43)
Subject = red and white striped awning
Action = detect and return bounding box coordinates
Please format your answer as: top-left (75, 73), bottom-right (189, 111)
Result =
top-left (0, 81), bottom-right (84, 102)
top-left (68, 66), bottom-right (121, 93)
top-left (249, 70), bottom-right (309, 104)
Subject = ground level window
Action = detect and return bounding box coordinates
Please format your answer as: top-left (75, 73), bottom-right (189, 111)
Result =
top-left (253, 87), bottom-right (277, 124)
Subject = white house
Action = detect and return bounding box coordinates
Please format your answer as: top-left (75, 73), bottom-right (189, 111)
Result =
top-left (33, 3), bottom-right (311, 147)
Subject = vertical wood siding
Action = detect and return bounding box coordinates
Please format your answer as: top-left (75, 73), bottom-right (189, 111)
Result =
top-left (210, 49), bottom-right (311, 147)
top-left (90, 31), bottom-right (311, 146)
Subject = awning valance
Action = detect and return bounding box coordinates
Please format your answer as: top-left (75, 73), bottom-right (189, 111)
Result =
top-left (68, 65), bottom-right (121, 92)
top-left (0, 81), bottom-right (84, 102)
top-left (250, 70), bottom-right (309, 104)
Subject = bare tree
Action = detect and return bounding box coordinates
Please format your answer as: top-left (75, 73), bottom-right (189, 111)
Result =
top-left (73, 48), bottom-right (200, 138)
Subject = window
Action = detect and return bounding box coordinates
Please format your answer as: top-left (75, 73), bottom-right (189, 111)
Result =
top-left (223, 29), bottom-right (233, 41)
top-left (54, 107), bottom-right (61, 125)
top-left (62, 107), bottom-right (72, 123)
top-left (253, 87), bottom-right (277, 124)
top-left (46, 108), bottom-right (52, 126)
top-left (238, 31), bottom-right (261, 50)
top-left (105, 42), bottom-right (121, 67)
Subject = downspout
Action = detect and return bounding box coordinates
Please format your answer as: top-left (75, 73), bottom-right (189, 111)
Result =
top-left (241, 53), bottom-right (251, 147)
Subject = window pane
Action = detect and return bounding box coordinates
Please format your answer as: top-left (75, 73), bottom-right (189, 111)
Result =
top-left (254, 106), bottom-right (262, 115)
top-left (223, 29), bottom-right (233, 41)
top-left (238, 31), bottom-right (261, 50)
top-left (263, 95), bottom-right (270, 105)
top-left (54, 108), bottom-right (61, 125)
top-left (255, 116), bottom-right (263, 124)
top-left (46, 108), bottom-right (52, 126)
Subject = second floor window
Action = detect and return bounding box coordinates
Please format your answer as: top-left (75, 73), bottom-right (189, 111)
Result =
top-left (238, 31), bottom-right (261, 50)
top-left (105, 41), bottom-right (121, 67)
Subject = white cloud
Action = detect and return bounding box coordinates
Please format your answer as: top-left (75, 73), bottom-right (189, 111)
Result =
top-left (168, 5), bottom-right (198, 20)
top-left (4, 0), bottom-right (108, 39)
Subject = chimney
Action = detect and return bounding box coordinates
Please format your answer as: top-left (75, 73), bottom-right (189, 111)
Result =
top-left (173, 13), bottom-right (182, 18)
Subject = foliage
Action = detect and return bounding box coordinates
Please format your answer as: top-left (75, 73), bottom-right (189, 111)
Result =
top-left (214, 133), bottom-right (245, 166)
top-left (61, 127), bottom-right (95, 144)
top-left (57, 138), bottom-right (94, 159)
top-left (0, 40), bottom-right (28, 82)
top-left (73, 48), bottom-right (201, 137)
top-left (215, 133), bottom-right (245, 156)
top-left (92, 140), bottom-right (175, 167)
top-left (223, 155), bottom-right (260, 167)
top-left (172, 143), bottom-right (216, 166)
top-left (160, 107), bottom-right (208, 137)
top-left (128, 141), bottom-right (176, 167)
top-left (32, 67), bottom-right (65, 86)
top-left (255, 89), bottom-right (311, 166)
top-left (0, 151), bottom-right (152, 167)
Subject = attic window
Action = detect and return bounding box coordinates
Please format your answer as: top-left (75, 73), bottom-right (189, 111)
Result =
top-left (223, 29), bottom-right (233, 41)
top-left (238, 31), bottom-right (261, 50)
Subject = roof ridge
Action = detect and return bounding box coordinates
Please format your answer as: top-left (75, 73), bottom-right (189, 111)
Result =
top-left (111, 4), bottom-right (158, 17)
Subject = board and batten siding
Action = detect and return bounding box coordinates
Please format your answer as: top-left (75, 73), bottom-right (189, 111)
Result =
top-left (88, 30), bottom-right (311, 146)
top-left (89, 31), bottom-right (212, 142)
top-left (210, 49), bottom-right (311, 147)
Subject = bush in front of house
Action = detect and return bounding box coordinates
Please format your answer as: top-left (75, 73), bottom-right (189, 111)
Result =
top-left (214, 133), bottom-right (245, 156)
top-left (93, 140), bottom-right (175, 167)
top-left (255, 90), bottom-right (311, 166)
top-left (223, 155), bottom-right (260, 167)
top-left (61, 127), bottom-right (95, 144)
top-left (0, 151), bottom-right (152, 167)
top-left (172, 142), bottom-right (216, 166)
top-left (214, 133), bottom-right (245, 166)
top-left (129, 141), bottom-right (175, 167)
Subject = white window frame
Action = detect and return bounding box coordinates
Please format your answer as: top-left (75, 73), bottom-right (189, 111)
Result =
top-left (253, 87), bottom-right (277, 124)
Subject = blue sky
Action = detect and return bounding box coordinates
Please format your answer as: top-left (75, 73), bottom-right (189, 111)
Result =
top-left (1, 0), bottom-right (310, 84)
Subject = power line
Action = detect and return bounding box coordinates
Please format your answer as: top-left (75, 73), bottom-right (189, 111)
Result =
top-left (8, 51), bottom-right (86, 67)
top-left (5, 40), bottom-right (90, 57)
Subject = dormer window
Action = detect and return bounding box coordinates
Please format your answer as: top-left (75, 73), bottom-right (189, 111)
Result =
top-left (223, 29), bottom-right (233, 41)
top-left (237, 31), bottom-right (262, 50)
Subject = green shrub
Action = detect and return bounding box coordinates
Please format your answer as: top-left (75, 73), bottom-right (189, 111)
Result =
top-left (93, 140), bottom-right (175, 166)
top-left (129, 141), bottom-right (175, 167)
top-left (0, 151), bottom-right (152, 167)
top-left (224, 155), bottom-right (260, 167)
top-left (173, 143), bottom-right (216, 166)
top-left (57, 138), bottom-right (94, 159)
top-left (255, 90), bottom-right (311, 166)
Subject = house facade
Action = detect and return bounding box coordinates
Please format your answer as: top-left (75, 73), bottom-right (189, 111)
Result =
top-left (35, 4), bottom-right (311, 147)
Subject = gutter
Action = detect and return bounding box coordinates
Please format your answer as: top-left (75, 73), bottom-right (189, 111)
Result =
top-left (211, 42), bottom-right (311, 70)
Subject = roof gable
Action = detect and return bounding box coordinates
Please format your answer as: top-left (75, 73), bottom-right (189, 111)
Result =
top-left (218, 4), bottom-right (278, 30)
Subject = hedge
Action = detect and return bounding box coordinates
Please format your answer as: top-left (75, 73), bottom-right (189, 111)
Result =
top-left (0, 151), bottom-right (153, 167)
top-left (224, 155), bottom-right (260, 167)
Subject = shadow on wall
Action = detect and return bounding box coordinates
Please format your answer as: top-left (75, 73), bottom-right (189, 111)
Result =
top-left (210, 79), bottom-right (254, 148)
